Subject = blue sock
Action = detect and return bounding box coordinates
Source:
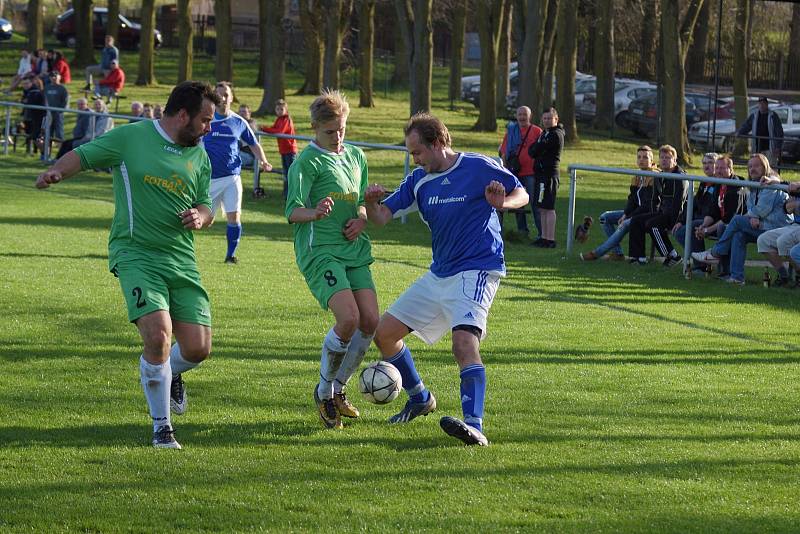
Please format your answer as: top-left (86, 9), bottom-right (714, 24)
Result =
top-left (387, 344), bottom-right (429, 403)
top-left (226, 224), bottom-right (242, 258)
top-left (460, 364), bottom-right (486, 432)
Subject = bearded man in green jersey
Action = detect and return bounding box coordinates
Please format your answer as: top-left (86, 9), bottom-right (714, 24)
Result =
top-left (35, 81), bottom-right (221, 449)
top-left (286, 89), bottom-right (378, 430)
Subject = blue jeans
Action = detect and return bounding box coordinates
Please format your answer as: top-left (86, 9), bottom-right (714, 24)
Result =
top-left (712, 215), bottom-right (764, 281)
top-left (521, 175), bottom-right (541, 237)
top-left (281, 152), bottom-right (296, 199)
top-left (594, 210), bottom-right (628, 256)
top-left (674, 218), bottom-right (706, 257)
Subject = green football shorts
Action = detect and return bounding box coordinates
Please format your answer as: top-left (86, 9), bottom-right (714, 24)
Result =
top-left (303, 255), bottom-right (375, 310)
top-left (113, 258), bottom-right (212, 326)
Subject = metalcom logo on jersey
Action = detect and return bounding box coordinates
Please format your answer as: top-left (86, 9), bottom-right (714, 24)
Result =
top-left (428, 195), bottom-right (467, 206)
top-left (144, 173), bottom-right (189, 197)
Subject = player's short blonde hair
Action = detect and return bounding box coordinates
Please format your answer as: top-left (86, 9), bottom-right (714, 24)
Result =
top-left (310, 89), bottom-right (349, 125)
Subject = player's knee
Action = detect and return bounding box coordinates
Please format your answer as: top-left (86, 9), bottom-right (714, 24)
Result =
top-left (359, 312), bottom-right (379, 337)
top-left (373, 326), bottom-right (398, 354)
top-left (451, 327), bottom-right (482, 366)
top-left (142, 329), bottom-right (171, 358)
top-left (336, 310), bottom-right (360, 340)
top-left (181, 340), bottom-right (211, 363)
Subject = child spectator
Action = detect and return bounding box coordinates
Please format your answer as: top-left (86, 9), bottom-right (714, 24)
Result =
top-left (260, 99), bottom-right (298, 199)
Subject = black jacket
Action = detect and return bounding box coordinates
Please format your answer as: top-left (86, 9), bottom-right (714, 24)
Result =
top-left (707, 176), bottom-right (746, 223)
top-left (623, 174), bottom-right (661, 217)
top-left (528, 124), bottom-right (564, 178)
top-left (658, 165), bottom-right (688, 224)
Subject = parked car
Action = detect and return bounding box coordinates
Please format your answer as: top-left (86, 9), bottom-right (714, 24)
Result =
top-left (688, 103), bottom-right (800, 152)
top-left (461, 62), bottom-right (518, 105)
top-left (781, 134), bottom-right (800, 163)
top-left (54, 7), bottom-right (162, 50)
top-left (576, 82), bottom-right (656, 125)
top-left (504, 71), bottom-right (591, 117)
top-left (626, 93), bottom-right (703, 138)
top-left (0, 18), bottom-right (13, 40)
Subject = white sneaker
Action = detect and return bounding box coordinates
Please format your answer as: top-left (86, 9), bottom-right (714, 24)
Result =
top-left (691, 250), bottom-right (720, 265)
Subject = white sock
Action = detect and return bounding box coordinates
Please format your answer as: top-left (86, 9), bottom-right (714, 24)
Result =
top-left (669, 250), bottom-right (679, 258)
top-left (318, 328), bottom-right (350, 400)
top-left (169, 343), bottom-right (199, 376)
top-left (334, 330), bottom-right (374, 394)
top-left (139, 356), bottom-right (171, 432)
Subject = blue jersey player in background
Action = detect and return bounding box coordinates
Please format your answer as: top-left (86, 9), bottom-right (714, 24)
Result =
top-left (203, 81), bottom-right (273, 263)
top-left (365, 113), bottom-right (529, 446)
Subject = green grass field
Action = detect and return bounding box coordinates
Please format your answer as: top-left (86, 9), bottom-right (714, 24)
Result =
top-left (2, 41), bottom-right (800, 532)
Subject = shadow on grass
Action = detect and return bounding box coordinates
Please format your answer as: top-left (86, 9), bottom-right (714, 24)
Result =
top-left (0, 215), bottom-right (109, 231)
top-left (0, 252), bottom-right (107, 260)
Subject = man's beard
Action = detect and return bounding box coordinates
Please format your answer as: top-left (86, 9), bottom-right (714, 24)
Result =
top-left (176, 126), bottom-right (202, 147)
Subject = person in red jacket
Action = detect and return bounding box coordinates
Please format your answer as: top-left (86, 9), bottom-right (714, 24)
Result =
top-left (260, 99), bottom-right (298, 199)
top-left (94, 60), bottom-right (125, 98)
top-left (51, 51), bottom-right (71, 84)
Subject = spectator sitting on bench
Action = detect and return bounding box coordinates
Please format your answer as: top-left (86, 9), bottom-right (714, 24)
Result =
top-left (756, 177), bottom-right (800, 287)
top-left (581, 145), bottom-right (659, 261)
top-left (692, 154), bottom-right (792, 285)
top-left (6, 49), bottom-right (32, 93)
top-left (51, 51), bottom-right (71, 84)
top-left (55, 98), bottom-right (90, 158)
top-left (153, 103), bottom-right (163, 119)
top-left (94, 60), bottom-right (125, 100)
top-left (142, 103), bottom-right (154, 119)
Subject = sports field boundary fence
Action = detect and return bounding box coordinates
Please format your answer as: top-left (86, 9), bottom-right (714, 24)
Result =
top-left (566, 164), bottom-right (792, 276)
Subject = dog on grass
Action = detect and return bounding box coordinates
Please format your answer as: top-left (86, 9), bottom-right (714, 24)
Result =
top-left (574, 215), bottom-right (593, 243)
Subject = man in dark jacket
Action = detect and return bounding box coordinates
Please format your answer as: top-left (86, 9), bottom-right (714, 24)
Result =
top-left (528, 107), bottom-right (564, 248)
top-left (736, 97), bottom-right (783, 167)
top-left (627, 145), bottom-right (688, 266)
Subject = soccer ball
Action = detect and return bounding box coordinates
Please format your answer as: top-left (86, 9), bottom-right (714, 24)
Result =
top-left (358, 361), bottom-right (402, 404)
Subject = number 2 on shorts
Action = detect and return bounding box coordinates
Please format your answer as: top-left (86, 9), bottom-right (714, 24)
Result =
top-left (132, 287), bottom-right (147, 308)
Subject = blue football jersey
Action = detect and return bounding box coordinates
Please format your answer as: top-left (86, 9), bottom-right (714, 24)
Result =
top-left (202, 111), bottom-right (258, 179)
top-left (383, 153), bottom-right (522, 277)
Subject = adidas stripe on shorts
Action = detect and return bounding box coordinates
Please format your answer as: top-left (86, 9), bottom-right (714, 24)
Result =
top-left (387, 269), bottom-right (501, 345)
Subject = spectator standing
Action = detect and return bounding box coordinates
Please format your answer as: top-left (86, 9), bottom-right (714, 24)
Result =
top-left (44, 71), bottom-right (69, 142)
top-left (692, 154), bottom-right (792, 284)
top-left (528, 107), bottom-right (564, 248)
top-left (52, 51), bottom-right (71, 84)
top-left (95, 60), bottom-right (125, 98)
top-left (85, 35), bottom-right (119, 89)
top-left (499, 106), bottom-right (542, 242)
top-left (737, 96), bottom-right (784, 167)
top-left (21, 77), bottom-right (46, 148)
top-left (580, 145), bottom-right (660, 261)
top-left (261, 99), bottom-right (299, 200)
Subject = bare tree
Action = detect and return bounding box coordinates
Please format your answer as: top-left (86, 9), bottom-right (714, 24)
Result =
top-left (215, 0), bottom-right (234, 82)
top-left (27, 0), bottom-right (43, 51)
top-left (298, 0), bottom-right (325, 94)
top-left (540, 0), bottom-right (559, 107)
top-left (395, 0), bottom-right (433, 116)
top-left (593, 0), bottom-right (615, 130)
top-left (638, 0), bottom-right (659, 80)
top-left (496, 2), bottom-right (512, 118)
top-left (391, 19), bottom-right (409, 86)
top-left (322, 0), bottom-right (353, 89)
top-left (555, 0), bottom-right (578, 142)
top-left (473, 0), bottom-right (507, 131)
top-left (448, 0), bottom-right (467, 105)
top-left (359, 0), bottom-right (376, 107)
top-left (686, 0), bottom-right (711, 83)
top-left (177, 0), bottom-right (193, 82)
top-left (517, 0), bottom-right (549, 117)
top-left (107, 0), bottom-right (120, 42)
top-left (136, 0), bottom-right (157, 85)
top-left (257, 0), bottom-right (286, 114)
top-left (73, 0), bottom-right (96, 69)
top-left (732, 0), bottom-right (751, 154)
top-left (659, 0), bottom-right (705, 164)
top-left (789, 3), bottom-right (800, 77)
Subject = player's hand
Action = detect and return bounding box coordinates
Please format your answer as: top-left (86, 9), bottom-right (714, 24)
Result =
top-left (180, 208), bottom-right (203, 230)
top-left (260, 160), bottom-right (273, 173)
top-left (365, 184), bottom-right (387, 204)
top-left (343, 218), bottom-right (366, 240)
top-left (749, 217), bottom-right (761, 229)
top-left (36, 169), bottom-right (63, 189)
top-left (484, 180), bottom-right (506, 210)
top-left (315, 197), bottom-right (334, 219)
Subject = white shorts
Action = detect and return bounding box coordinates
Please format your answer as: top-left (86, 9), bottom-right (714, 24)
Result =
top-left (209, 174), bottom-right (242, 215)
top-left (387, 269), bottom-right (502, 345)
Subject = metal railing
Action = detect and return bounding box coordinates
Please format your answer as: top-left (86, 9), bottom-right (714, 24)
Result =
top-left (566, 164), bottom-right (791, 275)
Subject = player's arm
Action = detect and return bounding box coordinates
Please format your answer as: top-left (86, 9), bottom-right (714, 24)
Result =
top-left (35, 151), bottom-right (82, 189)
top-left (288, 197), bottom-right (334, 223)
top-left (248, 141), bottom-right (273, 172)
top-left (365, 184), bottom-right (393, 227)
top-left (180, 204), bottom-right (213, 230)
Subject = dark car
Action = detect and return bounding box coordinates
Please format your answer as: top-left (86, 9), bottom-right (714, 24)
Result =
top-left (626, 93), bottom-right (703, 138)
top-left (781, 132), bottom-right (800, 163)
top-left (0, 18), bottom-right (13, 40)
top-left (54, 7), bottom-right (162, 50)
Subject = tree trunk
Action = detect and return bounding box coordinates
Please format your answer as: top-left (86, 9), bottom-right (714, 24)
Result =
top-left (73, 0), bottom-right (96, 69)
top-left (395, 0), bottom-right (433, 116)
top-left (517, 0), bottom-right (548, 117)
top-left (540, 0), bottom-right (559, 108)
top-left (322, 0), bottom-right (353, 90)
top-left (358, 0), bottom-right (376, 107)
top-left (215, 0), bottom-right (234, 81)
top-left (474, 0), bottom-right (506, 131)
top-left (638, 0), bottom-right (658, 80)
top-left (391, 21), bottom-right (409, 87)
top-left (27, 0), bottom-right (43, 51)
top-left (593, 0), bottom-right (615, 130)
top-left (258, 0), bottom-right (286, 115)
top-left (555, 0), bottom-right (578, 142)
top-left (298, 1), bottom-right (324, 95)
top-left (496, 2), bottom-right (512, 118)
top-left (659, 0), bottom-right (705, 165)
top-left (733, 0), bottom-right (750, 155)
top-left (685, 0), bottom-right (710, 83)
top-left (789, 3), bottom-right (800, 73)
top-left (177, 0), bottom-right (193, 83)
top-left (107, 0), bottom-right (120, 42)
top-left (136, 0), bottom-right (157, 85)
top-left (448, 0), bottom-right (466, 104)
